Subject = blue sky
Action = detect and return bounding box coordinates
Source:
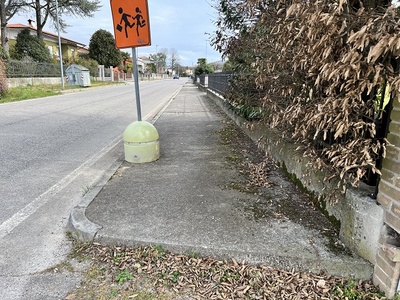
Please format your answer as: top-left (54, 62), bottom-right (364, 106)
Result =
top-left (11, 0), bottom-right (223, 67)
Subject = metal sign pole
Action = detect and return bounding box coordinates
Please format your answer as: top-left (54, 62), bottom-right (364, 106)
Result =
top-left (132, 47), bottom-right (142, 121)
top-left (111, 0), bottom-right (159, 163)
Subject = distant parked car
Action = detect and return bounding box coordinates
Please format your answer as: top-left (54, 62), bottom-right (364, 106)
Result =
top-left (173, 75), bottom-right (179, 79)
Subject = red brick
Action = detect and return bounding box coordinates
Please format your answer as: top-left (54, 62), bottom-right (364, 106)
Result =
top-left (389, 123), bottom-right (400, 137)
top-left (393, 104), bottom-right (400, 114)
top-left (376, 249), bottom-right (397, 277)
top-left (373, 270), bottom-right (394, 296)
top-left (385, 212), bottom-right (400, 234)
top-left (394, 100), bottom-right (400, 110)
top-left (377, 192), bottom-right (392, 210)
top-left (374, 264), bottom-right (393, 288)
top-left (382, 157), bottom-right (400, 175)
top-left (385, 144), bottom-right (400, 161)
top-left (383, 244), bottom-right (400, 262)
top-left (381, 169), bottom-right (396, 185)
top-left (375, 259), bottom-right (400, 298)
top-left (373, 272), bottom-right (388, 294)
top-left (379, 181), bottom-right (400, 203)
top-left (388, 132), bottom-right (400, 148)
top-left (396, 176), bottom-right (400, 189)
top-left (392, 204), bottom-right (400, 220)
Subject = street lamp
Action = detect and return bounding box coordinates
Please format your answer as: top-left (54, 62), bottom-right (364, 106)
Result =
top-left (55, 0), bottom-right (64, 89)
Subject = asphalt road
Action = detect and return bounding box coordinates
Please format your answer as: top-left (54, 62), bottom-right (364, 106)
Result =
top-left (0, 78), bottom-right (185, 299)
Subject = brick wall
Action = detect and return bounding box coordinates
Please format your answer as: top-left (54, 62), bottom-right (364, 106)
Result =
top-left (374, 99), bottom-right (400, 298)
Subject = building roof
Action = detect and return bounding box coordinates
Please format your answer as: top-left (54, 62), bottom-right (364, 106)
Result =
top-left (138, 56), bottom-right (151, 64)
top-left (7, 23), bottom-right (86, 47)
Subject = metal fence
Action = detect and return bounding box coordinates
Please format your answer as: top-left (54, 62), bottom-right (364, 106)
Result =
top-left (207, 72), bottom-right (232, 96)
top-left (6, 60), bottom-right (62, 78)
top-left (198, 74), bottom-right (207, 87)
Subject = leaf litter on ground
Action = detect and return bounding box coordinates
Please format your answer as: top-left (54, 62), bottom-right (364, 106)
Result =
top-left (65, 241), bottom-right (388, 300)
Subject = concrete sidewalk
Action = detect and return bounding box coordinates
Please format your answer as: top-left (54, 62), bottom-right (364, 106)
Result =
top-left (68, 82), bottom-right (373, 279)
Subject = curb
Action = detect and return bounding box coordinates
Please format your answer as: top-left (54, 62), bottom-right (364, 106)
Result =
top-left (68, 206), bottom-right (102, 241)
top-left (67, 154), bottom-right (123, 242)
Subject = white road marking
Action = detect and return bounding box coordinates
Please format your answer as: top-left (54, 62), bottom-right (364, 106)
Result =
top-left (0, 135), bottom-right (122, 239)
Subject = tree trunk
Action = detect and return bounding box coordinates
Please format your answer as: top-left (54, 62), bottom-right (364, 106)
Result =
top-left (0, 0), bottom-right (9, 55)
top-left (35, 0), bottom-right (43, 39)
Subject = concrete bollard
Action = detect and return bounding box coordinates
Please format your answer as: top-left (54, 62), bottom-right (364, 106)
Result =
top-left (123, 121), bottom-right (160, 163)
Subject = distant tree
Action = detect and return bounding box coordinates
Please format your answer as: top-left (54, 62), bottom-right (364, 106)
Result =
top-left (12, 28), bottom-right (51, 62)
top-left (75, 57), bottom-right (98, 76)
top-left (20, 0), bottom-right (101, 40)
top-left (169, 48), bottom-right (180, 74)
top-left (149, 51), bottom-right (167, 74)
top-left (175, 63), bottom-right (183, 76)
top-left (195, 58), bottom-right (214, 75)
top-left (88, 29), bottom-right (121, 68)
top-left (145, 62), bottom-right (156, 74)
top-left (120, 51), bottom-right (131, 73)
top-left (222, 60), bottom-right (234, 72)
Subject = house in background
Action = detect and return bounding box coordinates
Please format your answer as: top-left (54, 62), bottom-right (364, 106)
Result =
top-left (210, 60), bottom-right (224, 73)
top-left (6, 21), bottom-right (86, 61)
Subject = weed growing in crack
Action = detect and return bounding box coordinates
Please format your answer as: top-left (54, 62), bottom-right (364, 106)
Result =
top-left (116, 270), bottom-right (133, 284)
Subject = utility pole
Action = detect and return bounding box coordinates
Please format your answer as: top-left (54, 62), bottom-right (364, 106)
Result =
top-left (55, 0), bottom-right (64, 89)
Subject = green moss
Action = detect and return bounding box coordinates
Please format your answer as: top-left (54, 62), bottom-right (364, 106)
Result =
top-left (318, 199), bottom-right (341, 231)
top-left (280, 161), bottom-right (341, 230)
top-left (226, 155), bottom-right (240, 162)
top-left (276, 162), bottom-right (352, 255)
top-left (246, 196), bottom-right (275, 221)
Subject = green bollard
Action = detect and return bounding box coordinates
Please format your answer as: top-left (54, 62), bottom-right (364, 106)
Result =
top-left (123, 121), bottom-right (160, 163)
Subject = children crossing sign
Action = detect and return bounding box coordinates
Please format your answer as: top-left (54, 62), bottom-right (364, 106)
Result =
top-left (110, 0), bottom-right (151, 49)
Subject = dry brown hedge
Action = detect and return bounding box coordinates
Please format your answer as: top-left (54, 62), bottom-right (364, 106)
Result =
top-left (213, 0), bottom-right (400, 203)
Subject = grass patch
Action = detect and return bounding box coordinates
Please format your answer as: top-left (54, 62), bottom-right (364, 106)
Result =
top-left (116, 270), bottom-right (133, 284)
top-left (0, 80), bottom-right (123, 104)
top-left (0, 84), bottom-right (61, 103)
